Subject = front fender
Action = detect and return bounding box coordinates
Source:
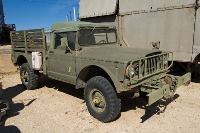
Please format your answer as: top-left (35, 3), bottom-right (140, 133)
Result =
top-left (76, 64), bottom-right (122, 93)
top-left (96, 64), bottom-right (122, 93)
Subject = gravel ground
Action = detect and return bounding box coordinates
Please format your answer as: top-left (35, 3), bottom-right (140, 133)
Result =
top-left (0, 45), bottom-right (200, 133)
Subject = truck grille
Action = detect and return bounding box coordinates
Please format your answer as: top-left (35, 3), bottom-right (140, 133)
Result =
top-left (129, 52), bottom-right (173, 81)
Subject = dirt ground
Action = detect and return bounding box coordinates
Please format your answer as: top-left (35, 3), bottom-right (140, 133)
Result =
top-left (0, 45), bottom-right (200, 133)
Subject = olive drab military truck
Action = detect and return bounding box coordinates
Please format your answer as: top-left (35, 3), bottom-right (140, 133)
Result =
top-left (10, 22), bottom-right (191, 122)
top-left (79, 0), bottom-right (200, 77)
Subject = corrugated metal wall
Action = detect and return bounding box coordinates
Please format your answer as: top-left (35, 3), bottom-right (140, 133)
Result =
top-left (79, 0), bottom-right (118, 19)
top-left (118, 0), bottom-right (196, 62)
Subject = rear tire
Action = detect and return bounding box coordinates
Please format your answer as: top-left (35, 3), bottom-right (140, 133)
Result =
top-left (20, 63), bottom-right (38, 90)
top-left (84, 76), bottom-right (121, 122)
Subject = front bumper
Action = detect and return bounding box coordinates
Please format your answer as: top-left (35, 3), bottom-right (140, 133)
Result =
top-left (140, 72), bottom-right (191, 105)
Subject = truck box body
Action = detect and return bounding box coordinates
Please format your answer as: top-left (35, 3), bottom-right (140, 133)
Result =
top-left (79, 0), bottom-right (200, 62)
top-left (10, 28), bottom-right (47, 74)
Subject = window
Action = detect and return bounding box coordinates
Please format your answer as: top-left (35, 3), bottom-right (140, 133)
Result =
top-left (54, 32), bottom-right (76, 50)
top-left (78, 27), bottom-right (117, 46)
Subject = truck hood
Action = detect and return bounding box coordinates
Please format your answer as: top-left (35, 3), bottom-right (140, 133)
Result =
top-left (77, 46), bottom-right (161, 63)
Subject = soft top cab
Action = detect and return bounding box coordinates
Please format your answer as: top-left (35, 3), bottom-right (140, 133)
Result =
top-left (51, 22), bottom-right (116, 32)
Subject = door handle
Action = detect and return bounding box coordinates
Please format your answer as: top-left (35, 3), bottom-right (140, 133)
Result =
top-left (50, 51), bottom-right (54, 53)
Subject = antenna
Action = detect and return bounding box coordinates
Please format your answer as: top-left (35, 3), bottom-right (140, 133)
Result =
top-left (67, 15), bottom-right (70, 22)
top-left (66, 15), bottom-right (69, 22)
top-left (77, 13), bottom-right (79, 21)
top-left (73, 7), bottom-right (76, 21)
top-left (70, 11), bottom-right (72, 21)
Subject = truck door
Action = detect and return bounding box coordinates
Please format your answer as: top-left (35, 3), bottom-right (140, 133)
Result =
top-left (47, 32), bottom-right (76, 84)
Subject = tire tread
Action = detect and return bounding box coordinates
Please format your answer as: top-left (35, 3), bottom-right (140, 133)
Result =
top-left (84, 76), bottom-right (121, 122)
top-left (20, 63), bottom-right (38, 90)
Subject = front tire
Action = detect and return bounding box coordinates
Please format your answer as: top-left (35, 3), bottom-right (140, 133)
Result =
top-left (20, 63), bottom-right (38, 90)
top-left (84, 76), bottom-right (121, 122)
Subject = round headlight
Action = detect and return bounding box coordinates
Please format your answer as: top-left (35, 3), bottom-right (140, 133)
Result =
top-left (125, 65), bottom-right (135, 78)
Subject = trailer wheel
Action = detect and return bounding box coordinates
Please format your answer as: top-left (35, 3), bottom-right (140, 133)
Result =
top-left (84, 76), bottom-right (121, 122)
top-left (20, 63), bottom-right (38, 90)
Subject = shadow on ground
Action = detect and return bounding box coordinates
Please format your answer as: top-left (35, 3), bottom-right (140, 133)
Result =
top-left (0, 75), bottom-right (84, 129)
top-left (121, 94), bottom-right (179, 123)
top-left (191, 75), bottom-right (200, 83)
top-left (0, 84), bottom-right (25, 132)
top-left (1, 84), bottom-right (26, 117)
top-left (0, 125), bottom-right (21, 133)
top-left (37, 76), bottom-right (84, 100)
top-left (191, 64), bottom-right (200, 83)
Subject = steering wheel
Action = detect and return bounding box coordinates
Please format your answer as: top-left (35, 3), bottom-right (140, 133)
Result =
top-left (98, 40), bottom-right (107, 43)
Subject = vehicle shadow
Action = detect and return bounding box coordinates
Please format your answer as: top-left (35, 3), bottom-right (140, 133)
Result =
top-left (190, 64), bottom-right (200, 83)
top-left (37, 76), bottom-right (84, 100)
top-left (191, 78), bottom-right (200, 83)
top-left (121, 94), bottom-right (179, 123)
top-left (0, 84), bottom-right (35, 131)
top-left (0, 125), bottom-right (21, 133)
top-left (191, 71), bottom-right (200, 83)
top-left (1, 84), bottom-right (25, 118)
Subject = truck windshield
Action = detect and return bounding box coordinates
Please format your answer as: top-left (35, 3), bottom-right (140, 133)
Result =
top-left (78, 27), bottom-right (117, 46)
